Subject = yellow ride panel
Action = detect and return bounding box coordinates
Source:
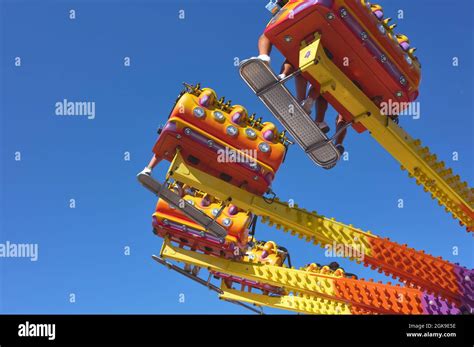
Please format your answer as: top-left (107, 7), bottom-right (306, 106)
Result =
top-left (160, 237), bottom-right (337, 299)
top-left (219, 283), bottom-right (352, 315)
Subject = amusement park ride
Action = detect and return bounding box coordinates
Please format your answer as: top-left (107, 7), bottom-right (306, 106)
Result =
top-left (138, 0), bottom-right (473, 314)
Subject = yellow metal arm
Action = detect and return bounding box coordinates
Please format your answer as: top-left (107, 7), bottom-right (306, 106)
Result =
top-left (159, 238), bottom-right (438, 314)
top-left (167, 152), bottom-right (370, 249)
top-left (298, 33), bottom-right (473, 231)
top-left (219, 282), bottom-right (353, 315)
top-left (160, 238), bottom-right (338, 300)
top-left (166, 152), bottom-right (470, 306)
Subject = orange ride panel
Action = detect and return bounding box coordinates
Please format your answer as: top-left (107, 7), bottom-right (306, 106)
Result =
top-left (152, 87), bottom-right (287, 196)
top-left (153, 192), bottom-right (252, 259)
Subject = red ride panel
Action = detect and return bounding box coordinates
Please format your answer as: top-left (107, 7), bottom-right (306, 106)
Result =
top-left (264, 0), bottom-right (421, 133)
top-left (152, 118), bottom-right (275, 196)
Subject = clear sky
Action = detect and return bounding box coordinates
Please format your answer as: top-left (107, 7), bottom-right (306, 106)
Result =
top-left (0, 0), bottom-right (472, 314)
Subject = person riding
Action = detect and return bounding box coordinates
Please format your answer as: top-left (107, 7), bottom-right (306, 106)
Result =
top-left (254, 0), bottom-right (347, 156)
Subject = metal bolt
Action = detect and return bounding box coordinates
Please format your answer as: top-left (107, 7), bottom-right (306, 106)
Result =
top-left (258, 142), bottom-right (271, 153)
top-left (193, 107), bottom-right (205, 118)
top-left (226, 125), bottom-right (238, 137)
top-left (245, 128), bottom-right (257, 139)
top-left (213, 111), bottom-right (225, 122)
top-left (377, 23), bottom-right (386, 34)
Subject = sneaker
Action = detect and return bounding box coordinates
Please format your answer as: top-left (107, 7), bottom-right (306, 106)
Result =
top-left (301, 97), bottom-right (315, 115)
top-left (257, 54), bottom-right (271, 64)
top-left (140, 167), bottom-right (152, 176)
top-left (240, 55), bottom-right (270, 67)
top-left (277, 73), bottom-right (286, 80)
top-left (335, 144), bottom-right (345, 155)
top-left (316, 121), bottom-right (330, 134)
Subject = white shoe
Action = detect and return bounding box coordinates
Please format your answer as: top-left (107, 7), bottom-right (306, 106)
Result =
top-left (301, 97), bottom-right (315, 114)
top-left (277, 73), bottom-right (286, 80)
top-left (140, 167), bottom-right (152, 176)
top-left (257, 54), bottom-right (271, 63)
top-left (316, 121), bottom-right (330, 134)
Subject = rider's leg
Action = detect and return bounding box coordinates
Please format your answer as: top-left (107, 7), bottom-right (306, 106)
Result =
top-left (314, 96), bottom-right (329, 133)
top-left (278, 59), bottom-right (294, 79)
top-left (295, 75), bottom-right (308, 102)
top-left (315, 96), bottom-right (328, 123)
top-left (301, 86), bottom-right (330, 133)
top-left (335, 114), bottom-right (348, 155)
top-left (301, 85), bottom-right (319, 113)
top-left (257, 34), bottom-right (272, 63)
top-left (140, 154), bottom-right (161, 175)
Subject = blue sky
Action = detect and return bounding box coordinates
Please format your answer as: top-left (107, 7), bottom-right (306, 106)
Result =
top-left (0, 0), bottom-right (472, 314)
